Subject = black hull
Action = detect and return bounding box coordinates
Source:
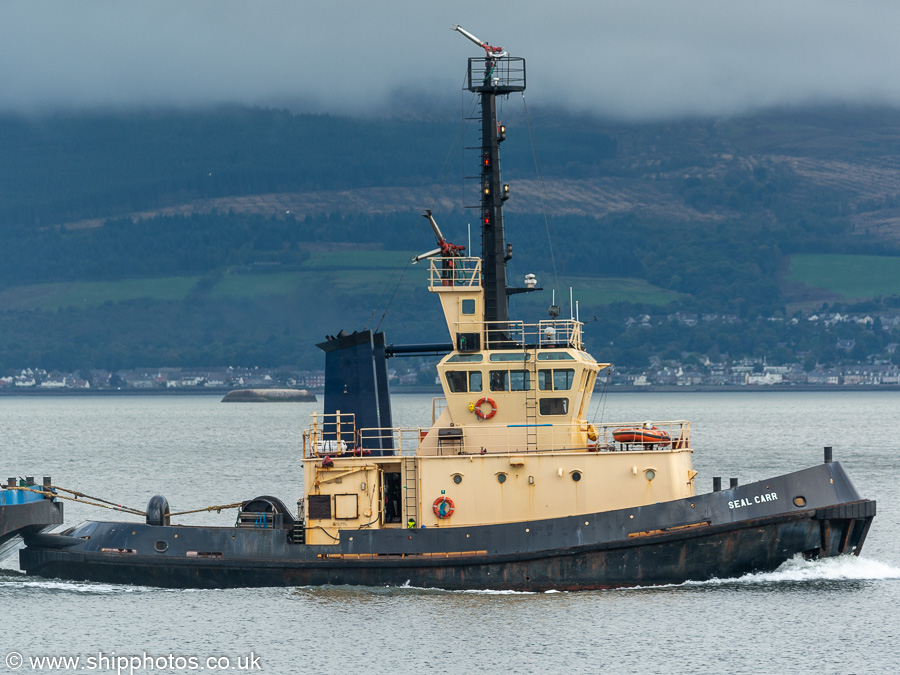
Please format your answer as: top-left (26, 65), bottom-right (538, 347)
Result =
top-left (20, 462), bottom-right (875, 591)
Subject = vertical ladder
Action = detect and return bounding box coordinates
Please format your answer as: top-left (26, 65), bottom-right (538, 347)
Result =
top-left (462, 101), bottom-right (487, 209)
top-left (524, 339), bottom-right (538, 452)
top-left (402, 457), bottom-right (419, 527)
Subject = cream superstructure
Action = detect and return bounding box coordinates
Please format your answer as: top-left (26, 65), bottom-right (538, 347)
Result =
top-left (300, 257), bottom-right (697, 546)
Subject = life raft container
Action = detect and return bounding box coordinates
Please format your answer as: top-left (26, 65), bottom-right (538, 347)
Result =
top-left (613, 427), bottom-right (671, 446)
top-left (433, 496), bottom-right (455, 519)
top-left (473, 397), bottom-right (497, 420)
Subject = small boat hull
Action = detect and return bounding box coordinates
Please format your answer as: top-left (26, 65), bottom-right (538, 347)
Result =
top-left (20, 462), bottom-right (875, 590)
top-left (613, 427), bottom-right (671, 446)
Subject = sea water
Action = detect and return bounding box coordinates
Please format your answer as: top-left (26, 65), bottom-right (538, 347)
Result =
top-left (0, 392), bottom-right (898, 674)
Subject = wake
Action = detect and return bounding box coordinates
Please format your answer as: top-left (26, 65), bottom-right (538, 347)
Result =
top-left (688, 554), bottom-right (900, 587)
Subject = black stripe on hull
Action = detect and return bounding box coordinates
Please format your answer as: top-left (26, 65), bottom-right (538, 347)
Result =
top-left (20, 507), bottom-right (873, 591)
top-left (19, 462), bottom-right (876, 590)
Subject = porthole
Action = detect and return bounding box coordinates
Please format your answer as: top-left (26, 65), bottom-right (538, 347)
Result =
top-left (793, 495), bottom-right (807, 507)
top-left (644, 469), bottom-right (656, 481)
top-left (154, 541), bottom-right (168, 553)
top-left (497, 473), bottom-right (507, 484)
top-left (452, 474), bottom-right (463, 485)
top-left (571, 471), bottom-right (582, 482)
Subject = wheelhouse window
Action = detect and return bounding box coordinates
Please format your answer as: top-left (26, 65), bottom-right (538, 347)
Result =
top-left (538, 368), bottom-right (575, 391)
top-left (490, 370), bottom-right (530, 392)
top-left (539, 397), bottom-right (569, 415)
top-left (490, 370), bottom-right (509, 391)
top-left (446, 371), bottom-right (468, 393)
top-left (509, 370), bottom-right (531, 391)
top-left (554, 369), bottom-right (575, 390)
top-left (447, 370), bottom-right (483, 393)
top-left (447, 353), bottom-right (483, 363)
top-left (469, 371), bottom-right (483, 392)
top-left (489, 352), bottom-right (530, 362)
top-left (537, 351), bottom-right (575, 361)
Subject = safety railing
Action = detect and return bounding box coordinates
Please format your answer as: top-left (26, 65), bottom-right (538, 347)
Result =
top-left (303, 414), bottom-right (691, 458)
top-left (428, 257), bottom-right (482, 289)
top-left (358, 427), bottom-right (425, 456)
top-left (302, 411), bottom-right (357, 458)
top-left (467, 56), bottom-right (526, 93)
top-left (417, 420), bottom-right (689, 455)
top-left (536, 320), bottom-right (583, 351)
top-left (432, 397), bottom-right (447, 425)
top-left (451, 318), bottom-right (584, 351)
top-left (590, 420), bottom-right (691, 453)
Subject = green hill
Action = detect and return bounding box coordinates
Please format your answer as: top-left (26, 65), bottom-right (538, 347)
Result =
top-left (2, 105), bottom-right (900, 371)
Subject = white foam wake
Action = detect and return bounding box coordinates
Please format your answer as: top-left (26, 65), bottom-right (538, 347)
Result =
top-left (690, 554), bottom-right (900, 587)
top-left (0, 578), bottom-right (156, 594)
top-left (395, 579), bottom-right (536, 594)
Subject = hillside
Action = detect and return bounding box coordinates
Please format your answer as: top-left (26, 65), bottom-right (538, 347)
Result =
top-left (2, 105), bottom-right (900, 372)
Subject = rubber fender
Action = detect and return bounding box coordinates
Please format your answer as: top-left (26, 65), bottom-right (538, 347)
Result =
top-left (146, 495), bottom-right (171, 526)
top-left (22, 532), bottom-right (84, 548)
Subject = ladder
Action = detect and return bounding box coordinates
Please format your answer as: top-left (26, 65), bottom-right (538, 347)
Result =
top-left (524, 340), bottom-right (538, 452)
top-left (462, 102), bottom-right (487, 210)
top-left (402, 457), bottom-right (419, 527)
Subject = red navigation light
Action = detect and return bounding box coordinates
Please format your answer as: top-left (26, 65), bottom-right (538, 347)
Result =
top-left (484, 213), bottom-right (491, 225)
top-left (483, 153), bottom-right (490, 166)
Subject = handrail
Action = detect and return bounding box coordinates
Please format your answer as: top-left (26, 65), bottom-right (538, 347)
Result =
top-left (303, 414), bottom-right (691, 458)
top-left (448, 318), bottom-right (584, 351)
top-left (432, 397), bottom-right (447, 425)
top-left (428, 257), bottom-right (482, 289)
top-left (302, 411), bottom-right (358, 458)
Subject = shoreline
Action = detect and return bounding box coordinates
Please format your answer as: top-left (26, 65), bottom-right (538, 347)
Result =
top-left (1, 384), bottom-right (899, 397)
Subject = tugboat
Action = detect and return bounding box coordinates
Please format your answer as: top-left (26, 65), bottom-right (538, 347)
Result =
top-left (1, 477), bottom-right (63, 561)
top-left (20, 27), bottom-right (875, 590)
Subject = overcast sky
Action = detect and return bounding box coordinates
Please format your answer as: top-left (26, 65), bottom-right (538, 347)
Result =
top-left (2, 0), bottom-right (900, 120)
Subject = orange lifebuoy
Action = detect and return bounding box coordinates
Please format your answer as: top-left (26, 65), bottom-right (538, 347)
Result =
top-left (473, 397), bottom-right (497, 420)
top-left (433, 496), bottom-right (455, 519)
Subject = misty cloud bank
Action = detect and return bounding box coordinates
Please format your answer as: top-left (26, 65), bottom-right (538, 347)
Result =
top-left (2, 0), bottom-right (900, 120)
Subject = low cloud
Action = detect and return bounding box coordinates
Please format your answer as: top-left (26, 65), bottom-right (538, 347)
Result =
top-left (2, 0), bottom-right (899, 119)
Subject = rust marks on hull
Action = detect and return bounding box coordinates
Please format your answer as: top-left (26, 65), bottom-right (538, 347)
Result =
top-left (319, 550), bottom-right (488, 560)
top-left (628, 521), bottom-right (710, 538)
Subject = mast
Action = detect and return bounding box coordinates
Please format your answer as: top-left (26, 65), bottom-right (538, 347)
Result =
top-left (453, 26), bottom-right (526, 339)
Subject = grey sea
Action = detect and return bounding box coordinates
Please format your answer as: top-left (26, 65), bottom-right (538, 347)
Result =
top-left (1, 391), bottom-right (898, 674)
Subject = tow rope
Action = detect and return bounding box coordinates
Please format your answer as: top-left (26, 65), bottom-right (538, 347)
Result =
top-left (8, 485), bottom-right (243, 519)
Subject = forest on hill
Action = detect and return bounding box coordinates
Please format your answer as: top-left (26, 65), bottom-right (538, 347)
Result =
top-left (2, 104), bottom-right (900, 372)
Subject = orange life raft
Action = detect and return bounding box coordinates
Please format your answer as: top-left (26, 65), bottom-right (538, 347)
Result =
top-left (613, 427), bottom-right (671, 446)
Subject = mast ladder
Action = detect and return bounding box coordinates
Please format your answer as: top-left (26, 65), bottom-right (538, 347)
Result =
top-left (462, 102), bottom-right (489, 210)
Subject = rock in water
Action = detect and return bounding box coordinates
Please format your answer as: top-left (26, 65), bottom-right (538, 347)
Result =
top-left (221, 388), bottom-right (316, 402)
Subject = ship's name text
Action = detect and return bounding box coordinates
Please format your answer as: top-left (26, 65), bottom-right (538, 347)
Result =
top-left (728, 493), bottom-right (778, 509)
